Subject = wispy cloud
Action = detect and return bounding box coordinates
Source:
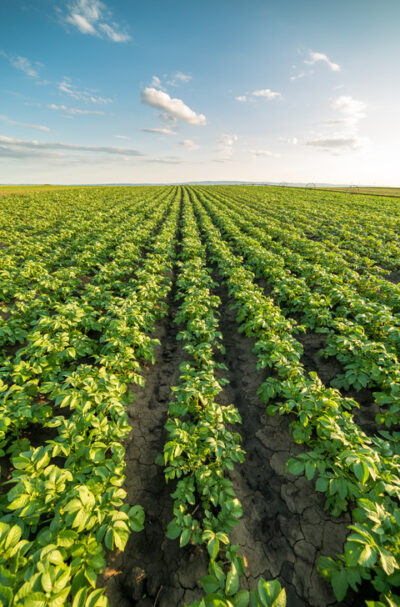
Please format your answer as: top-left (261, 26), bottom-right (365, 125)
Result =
top-left (114, 134), bottom-right (129, 139)
top-left (305, 95), bottom-right (369, 153)
top-left (1, 50), bottom-right (41, 78)
top-left (167, 71), bottom-right (192, 86)
top-left (144, 156), bottom-right (184, 164)
top-left (305, 50), bottom-right (340, 72)
top-left (331, 95), bottom-right (367, 127)
top-left (235, 88), bottom-right (281, 102)
top-left (141, 88), bottom-right (206, 125)
top-left (306, 136), bottom-right (368, 152)
top-left (250, 149), bottom-right (280, 158)
top-left (63, 0), bottom-right (130, 42)
top-left (151, 75), bottom-right (165, 90)
top-left (290, 71), bottom-right (307, 81)
top-left (47, 103), bottom-right (106, 115)
top-left (217, 134), bottom-right (238, 161)
top-left (158, 112), bottom-right (178, 126)
top-left (58, 78), bottom-right (112, 104)
top-left (253, 89), bottom-right (282, 99)
top-left (150, 72), bottom-right (192, 91)
top-left (139, 127), bottom-right (176, 135)
top-left (174, 72), bottom-right (191, 83)
top-left (280, 136), bottom-right (298, 145)
top-left (180, 139), bottom-right (199, 150)
top-left (0, 115), bottom-right (50, 132)
top-left (0, 135), bottom-right (142, 159)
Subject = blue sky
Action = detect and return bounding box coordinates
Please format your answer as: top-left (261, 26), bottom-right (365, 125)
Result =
top-left (1, 0), bottom-right (399, 184)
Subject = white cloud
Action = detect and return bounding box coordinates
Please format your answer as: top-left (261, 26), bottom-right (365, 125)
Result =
top-left (47, 104), bottom-right (106, 115)
top-left (64, 0), bottom-right (130, 42)
top-left (305, 51), bottom-right (340, 72)
top-left (280, 137), bottom-right (298, 145)
top-left (252, 88), bottom-right (282, 99)
top-left (180, 139), bottom-right (199, 150)
top-left (58, 78), bottom-right (112, 104)
top-left (250, 149), bottom-right (280, 158)
top-left (0, 135), bottom-right (142, 159)
top-left (219, 134), bottom-right (238, 147)
top-left (114, 135), bottom-right (129, 139)
top-left (66, 12), bottom-right (96, 34)
top-left (1, 51), bottom-right (41, 78)
top-left (306, 135), bottom-right (369, 152)
top-left (166, 72), bottom-right (192, 87)
top-left (0, 115), bottom-right (50, 132)
top-left (331, 95), bottom-right (367, 126)
top-left (290, 71), bottom-right (307, 81)
top-left (305, 95), bottom-right (369, 154)
top-left (235, 89), bottom-right (281, 102)
top-left (139, 127), bottom-right (176, 135)
top-left (141, 87), bottom-right (206, 125)
top-left (172, 71), bottom-right (191, 84)
top-left (98, 22), bottom-right (130, 42)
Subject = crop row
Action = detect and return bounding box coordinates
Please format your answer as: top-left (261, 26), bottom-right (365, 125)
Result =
top-left (192, 187), bottom-right (400, 433)
top-left (1, 184), bottom-right (399, 607)
top-left (163, 189), bottom-right (284, 606)
top-left (0, 189), bottom-right (178, 606)
top-left (190, 187), bottom-right (400, 607)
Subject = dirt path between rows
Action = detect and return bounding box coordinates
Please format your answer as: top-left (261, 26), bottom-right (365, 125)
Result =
top-left (101, 267), bottom-right (376, 606)
top-left (214, 275), bottom-right (374, 606)
top-left (101, 269), bottom-right (208, 607)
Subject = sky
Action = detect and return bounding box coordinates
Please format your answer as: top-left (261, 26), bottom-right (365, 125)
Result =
top-left (0, 0), bottom-right (400, 185)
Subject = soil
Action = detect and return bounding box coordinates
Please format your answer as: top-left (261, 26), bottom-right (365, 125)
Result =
top-left (101, 266), bottom-right (209, 607)
top-left (102, 267), bottom-right (378, 607)
top-left (214, 278), bottom-right (358, 607)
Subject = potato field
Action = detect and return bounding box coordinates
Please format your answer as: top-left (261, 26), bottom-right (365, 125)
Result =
top-left (1, 185), bottom-right (400, 607)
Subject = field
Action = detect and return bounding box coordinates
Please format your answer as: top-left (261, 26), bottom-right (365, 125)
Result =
top-left (0, 185), bottom-right (78, 196)
top-left (320, 187), bottom-right (400, 198)
top-left (1, 185), bottom-right (400, 607)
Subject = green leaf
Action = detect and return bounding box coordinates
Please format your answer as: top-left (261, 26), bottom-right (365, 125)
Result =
top-left (201, 575), bottom-right (220, 594)
top-left (180, 528), bottom-right (191, 547)
top-left (203, 595), bottom-right (228, 607)
top-left (24, 592), bottom-right (47, 607)
top-left (257, 579), bottom-right (286, 606)
top-left (86, 588), bottom-right (108, 607)
top-left (71, 587), bottom-right (88, 607)
top-left (378, 547), bottom-right (397, 575)
top-left (166, 520), bottom-right (181, 540)
top-left (353, 461), bottom-right (369, 484)
top-left (315, 477), bottom-right (329, 492)
top-left (208, 538), bottom-right (220, 560)
top-left (331, 569), bottom-right (348, 601)
top-left (305, 461), bottom-right (315, 481)
top-left (4, 525), bottom-right (22, 550)
top-left (129, 505), bottom-right (145, 532)
top-left (286, 459), bottom-right (304, 476)
top-left (8, 494), bottom-right (30, 511)
top-left (225, 566), bottom-right (239, 596)
top-left (358, 545), bottom-right (377, 568)
top-left (232, 590), bottom-right (250, 607)
top-left (41, 571), bottom-right (52, 593)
